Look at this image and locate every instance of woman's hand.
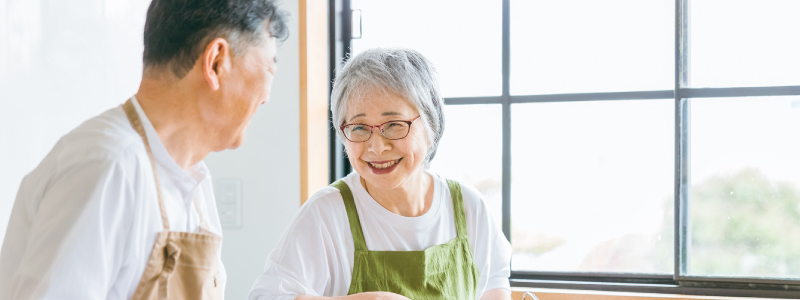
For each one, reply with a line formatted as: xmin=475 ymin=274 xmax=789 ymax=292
xmin=296 ymin=292 xmax=411 ymax=300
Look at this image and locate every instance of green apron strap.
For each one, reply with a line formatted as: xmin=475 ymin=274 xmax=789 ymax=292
xmin=331 ymin=180 xmax=368 ymax=251
xmin=446 ymin=179 xmax=468 ymax=238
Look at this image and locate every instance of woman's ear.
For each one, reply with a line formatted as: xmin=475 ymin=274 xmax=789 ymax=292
xmin=202 ymin=38 xmax=232 ymax=91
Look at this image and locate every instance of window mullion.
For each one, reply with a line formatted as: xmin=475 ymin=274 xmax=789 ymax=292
xmin=501 ymin=0 xmax=512 ymax=241
xmin=674 ymin=0 xmax=690 ymax=280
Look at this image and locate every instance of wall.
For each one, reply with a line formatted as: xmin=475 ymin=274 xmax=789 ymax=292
xmin=204 ymin=0 xmax=301 ymax=298
xmin=0 ymin=1 xmax=301 ymax=299
xmin=0 ymin=0 xmax=154 ymax=243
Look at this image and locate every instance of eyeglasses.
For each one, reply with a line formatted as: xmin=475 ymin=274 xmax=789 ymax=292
xmin=340 ymin=116 xmax=421 ymax=143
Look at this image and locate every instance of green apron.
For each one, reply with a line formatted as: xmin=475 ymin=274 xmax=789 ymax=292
xmin=331 ymin=179 xmax=479 ymax=300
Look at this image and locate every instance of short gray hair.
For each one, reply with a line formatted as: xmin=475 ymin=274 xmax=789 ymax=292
xmin=330 ymin=48 xmax=445 ymax=168
xmin=143 ymin=0 xmax=289 ymax=79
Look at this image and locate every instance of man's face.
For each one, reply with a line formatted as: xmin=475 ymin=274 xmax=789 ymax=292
xmin=212 ymin=35 xmax=278 ymax=150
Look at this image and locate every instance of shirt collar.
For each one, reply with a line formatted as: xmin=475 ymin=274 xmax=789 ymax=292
xmin=347 ymin=170 xmax=444 ymax=230
xmin=129 ymin=96 xmax=210 ymax=195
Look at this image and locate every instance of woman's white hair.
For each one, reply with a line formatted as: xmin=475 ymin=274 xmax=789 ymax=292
xmin=330 ymin=47 xmax=445 ymax=168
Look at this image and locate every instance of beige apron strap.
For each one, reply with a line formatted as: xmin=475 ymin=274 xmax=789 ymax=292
xmin=123 ymin=99 xmax=171 ymax=231
xmin=158 ymin=240 xmax=182 ymax=299
xmin=193 ymin=196 xmax=211 ymax=231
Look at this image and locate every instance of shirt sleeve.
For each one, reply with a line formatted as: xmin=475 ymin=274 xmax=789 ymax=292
xmin=461 ymin=183 xmax=513 ymax=299
xmin=6 ymin=158 xmax=136 ymax=300
xmin=248 ymin=189 xmax=351 ymax=300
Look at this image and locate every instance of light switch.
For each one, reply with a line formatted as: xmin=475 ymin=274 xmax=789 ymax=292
xmin=214 ymin=177 xmax=243 ymax=228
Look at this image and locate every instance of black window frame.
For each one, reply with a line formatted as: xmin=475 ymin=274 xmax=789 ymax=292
xmin=328 ymin=0 xmax=800 ymax=298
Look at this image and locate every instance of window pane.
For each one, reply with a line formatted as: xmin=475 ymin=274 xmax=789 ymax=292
xmin=689 ymin=96 xmax=800 ymax=278
xmin=351 ymin=0 xmax=502 ymax=98
xmin=510 ymin=0 xmax=674 ymax=95
xmin=429 ymin=104 xmax=503 ymax=228
xmin=511 ymin=100 xmax=674 ymax=273
xmin=690 ymin=0 xmax=800 ymax=88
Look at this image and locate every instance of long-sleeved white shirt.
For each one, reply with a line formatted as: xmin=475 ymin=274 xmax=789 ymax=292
xmin=247 ymin=171 xmax=511 ymax=300
xmin=0 ymin=96 xmax=226 ymax=300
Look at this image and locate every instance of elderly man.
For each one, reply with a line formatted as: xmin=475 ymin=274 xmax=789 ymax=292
xmin=0 ymin=0 xmax=287 ymax=299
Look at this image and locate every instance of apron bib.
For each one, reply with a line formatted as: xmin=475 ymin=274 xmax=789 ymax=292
xmin=122 ymin=99 xmax=224 ymax=300
xmin=332 ymin=179 xmax=479 ymax=300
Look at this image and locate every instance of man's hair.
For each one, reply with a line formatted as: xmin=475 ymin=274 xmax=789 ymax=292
xmin=143 ymin=0 xmax=289 ymax=78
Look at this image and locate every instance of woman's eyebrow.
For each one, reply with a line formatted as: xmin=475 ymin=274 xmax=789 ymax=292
xmin=349 ymin=111 xmax=402 ymax=122
xmin=349 ymin=113 xmax=366 ymax=122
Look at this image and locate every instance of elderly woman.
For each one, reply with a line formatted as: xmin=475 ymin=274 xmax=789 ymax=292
xmin=248 ymin=48 xmax=512 ymax=300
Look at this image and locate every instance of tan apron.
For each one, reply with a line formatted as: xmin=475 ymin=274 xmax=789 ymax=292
xmin=122 ymin=99 xmax=224 ymax=300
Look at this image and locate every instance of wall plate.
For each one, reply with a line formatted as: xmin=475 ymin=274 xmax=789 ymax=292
xmin=214 ymin=177 xmax=243 ymax=229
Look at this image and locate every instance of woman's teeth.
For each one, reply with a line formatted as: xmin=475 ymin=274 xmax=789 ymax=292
xmin=368 ymin=159 xmax=401 ymax=169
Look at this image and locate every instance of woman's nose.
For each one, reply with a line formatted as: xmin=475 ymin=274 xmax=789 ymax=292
xmin=366 ymin=131 xmax=391 ymax=154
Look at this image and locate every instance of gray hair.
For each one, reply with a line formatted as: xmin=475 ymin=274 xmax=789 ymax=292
xmin=143 ymin=0 xmax=289 ymax=79
xmin=330 ymin=48 xmax=445 ymax=168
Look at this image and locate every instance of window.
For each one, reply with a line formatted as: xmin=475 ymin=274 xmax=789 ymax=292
xmin=689 ymin=0 xmax=800 ymax=88
xmin=350 ymin=0 xmax=502 ymax=98
xmin=330 ymin=0 xmax=800 ymax=297
xmin=510 ymin=0 xmax=674 ymax=94
xmin=510 ymin=100 xmax=674 ymax=274
xmin=689 ymin=96 xmax=800 ymax=279
xmin=430 ymin=104 xmax=504 ymax=228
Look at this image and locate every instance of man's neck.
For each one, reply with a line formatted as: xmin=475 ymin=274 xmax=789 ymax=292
xmin=134 ymin=75 xmax=212 ymax=170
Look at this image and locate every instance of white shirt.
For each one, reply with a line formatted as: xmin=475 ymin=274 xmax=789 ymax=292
xmin=0 ymin=97 xmax=226 ymax=300
xmin=247 ymin=172 xmax=511 ymax=300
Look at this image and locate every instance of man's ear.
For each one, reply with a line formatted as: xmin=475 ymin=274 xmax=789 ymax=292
xmin=202 ymin=38 xmax=232 ymax=91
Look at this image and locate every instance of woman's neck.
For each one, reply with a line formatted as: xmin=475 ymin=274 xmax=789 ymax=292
xmin=361 ymin=171 xmax=434 ymax=217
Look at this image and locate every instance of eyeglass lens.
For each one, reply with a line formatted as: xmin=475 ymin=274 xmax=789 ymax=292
xmin=345 ymin=121 xmax=411 ymax=142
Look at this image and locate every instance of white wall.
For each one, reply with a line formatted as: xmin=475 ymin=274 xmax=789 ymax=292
xmin=0 ymin=0 xmax=154 ymax=242
xmin=0 ymin=0 xmax=301 ymax=299
xmin=205 ymin=0 xmax=301 ymax=298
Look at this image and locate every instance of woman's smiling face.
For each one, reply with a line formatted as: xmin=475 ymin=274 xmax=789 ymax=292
xmin=343 ymin=89 xmax=430 ymax=190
